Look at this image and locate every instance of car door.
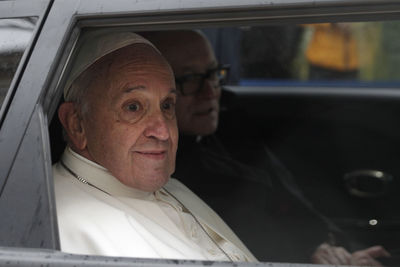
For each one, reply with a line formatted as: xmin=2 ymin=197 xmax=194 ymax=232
xmin=1 ymin=0 xmax=400 ymax=266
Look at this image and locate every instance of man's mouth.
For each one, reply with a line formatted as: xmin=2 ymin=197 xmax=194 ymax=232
xmin=194 ymin=107 xmax=216 ymax=116
xmin=135 ymin=150 xmax=167 ymax=160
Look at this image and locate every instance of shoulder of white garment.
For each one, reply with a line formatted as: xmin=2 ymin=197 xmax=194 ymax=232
xmin=52 ymin=148 xmax=256 ymax=261
xmin=52 ymin=151 xmax=213 ymax=259
xmin=52 ymin=162 xmax=130 ymax=256
xmin=165 ymin=178 xmax=257 ymax=262
xmin=53 ymin=163 xmax=201 ymax=259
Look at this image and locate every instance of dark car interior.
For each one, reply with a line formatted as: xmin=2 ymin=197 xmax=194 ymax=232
xmin=222 ymin=86 xmax=400 ymax=250
xmin=212 ymin=24 xmax=400 ymax=265
xmin=48 ymin=22 xmax=400 ymax=266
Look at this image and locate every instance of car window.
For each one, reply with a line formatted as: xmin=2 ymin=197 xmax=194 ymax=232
xmin=50 ymin=23 xmax=400 ymax=266
xmin=137 ymin=25 xmax=400 ymax=266
xmin=204 ymin=22 xmax=400 ymax=89
xmin=41 ymin=2 xmax=400 ymax=266
xmin=0 ymin=17 xmax=36 ymax=108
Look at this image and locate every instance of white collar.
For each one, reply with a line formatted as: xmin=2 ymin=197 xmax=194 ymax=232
xmin=61 ymin=147 xmax=153 ymax=199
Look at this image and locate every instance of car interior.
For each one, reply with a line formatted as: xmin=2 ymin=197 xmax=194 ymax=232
xmin=45 ymin=21 xmax=400 ymax=266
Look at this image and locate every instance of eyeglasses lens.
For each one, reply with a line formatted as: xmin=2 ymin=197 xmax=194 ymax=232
xmin=177 ymin=65 xmax=230 ymax=95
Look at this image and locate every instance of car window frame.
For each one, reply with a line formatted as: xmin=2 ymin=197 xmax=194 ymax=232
xmin=2 ymin=0 xmax=400 ymax=266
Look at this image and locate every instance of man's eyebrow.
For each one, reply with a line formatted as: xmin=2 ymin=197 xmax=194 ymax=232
xmin=123 ymin=85 xmax=146 ymax=93
xmin=181 ymin=61 xmax=218 ymax=74
xmin=180 ymin=66 xmax=196 ymax=74
xmin=123 ymin=86 xmax=177 ymax=95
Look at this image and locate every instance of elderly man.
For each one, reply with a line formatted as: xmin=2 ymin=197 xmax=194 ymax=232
xmin=52 ymin=30 xmax=256 ymax=262
xmin=144 ymin=30 xmax=390 ymax=266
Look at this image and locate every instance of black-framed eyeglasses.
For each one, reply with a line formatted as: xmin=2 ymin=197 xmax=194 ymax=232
xmin=175 ymin=64 xmax=230 ymax=96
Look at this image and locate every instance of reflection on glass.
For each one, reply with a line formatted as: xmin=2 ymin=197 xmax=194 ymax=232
xmin=305 ymin=23 xmax=359 ymax=80
xmin=191 ymin=24 xmax=400 ymax=266
xmin=205 ymin=22 xmax=400 ymax=87
xmin=0 ymin=17 xmax=36 ymax=108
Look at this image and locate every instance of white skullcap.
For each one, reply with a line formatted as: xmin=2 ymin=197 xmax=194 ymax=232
xmin=64 ymin=29 xmax=159 ymax=100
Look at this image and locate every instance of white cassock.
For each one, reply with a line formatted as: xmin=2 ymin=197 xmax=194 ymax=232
xmin=53 ymin=147 xmax=257 ymax=262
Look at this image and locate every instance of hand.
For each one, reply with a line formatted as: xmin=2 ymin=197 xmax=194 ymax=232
xmin=311 ymin=243 xmax=390 ymax=266
xmin=311 ymin=243 xmax=352 ymax=265
xmin=350 ymin=246 xmax=391 ymax=266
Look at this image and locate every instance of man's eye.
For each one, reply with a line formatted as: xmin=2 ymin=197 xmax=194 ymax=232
xmin=162 ymin=101 xmax=174 ymax=110
xmin=162 ymin=100 xmax=176 ymax=118
xmin=184 ymin=74 xmax=201 ymax=84
xmin=119 ymin=101 xmax=145 ymax=124
xmin=209 ymin=69 xmax=219 ymax=81
xmin=125 ymin=102 xmax=140 ymax=112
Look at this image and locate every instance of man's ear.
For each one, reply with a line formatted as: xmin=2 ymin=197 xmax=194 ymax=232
xmin=58 ymin=102 xmax=87 ymax=150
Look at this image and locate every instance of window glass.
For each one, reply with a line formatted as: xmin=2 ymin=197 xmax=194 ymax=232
xmin=144 ymin=25 xmax=400 ymax=266
xmin=203 ymin=22 xmax=400 ymax=88
xmin=0 ymin=17 xmax=36 ymax=107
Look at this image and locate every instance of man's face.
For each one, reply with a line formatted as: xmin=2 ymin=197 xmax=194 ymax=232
xmin=165 ymin=33 xmax=220 ymax=136
xmin=81 ymin=45 xmax=178 ymax=192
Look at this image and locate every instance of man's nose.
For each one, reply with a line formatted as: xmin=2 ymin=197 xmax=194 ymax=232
xmin=198 ymin=79 xmax=220 ymax=99
xmin=143 ymin=111 xmax=170 ymax=141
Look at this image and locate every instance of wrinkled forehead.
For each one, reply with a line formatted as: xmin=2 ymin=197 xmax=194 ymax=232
xmin=159 ymin=32 xmax=216 ymax=73
xmin=85 ymin=44 xmax=174 ymax=98
xmin=101 ymin=44 xmax=174 ymax=85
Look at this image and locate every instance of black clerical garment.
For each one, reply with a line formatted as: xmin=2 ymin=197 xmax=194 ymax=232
xmin=174 ymin=133 xmax=347 ymax=263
